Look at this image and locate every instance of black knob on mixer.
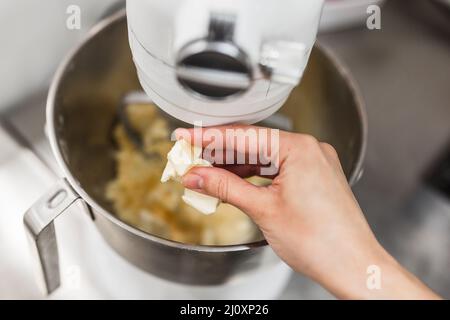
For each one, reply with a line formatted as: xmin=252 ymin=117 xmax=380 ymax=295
xmin=175 ymin=13 xmax=253 ymax=100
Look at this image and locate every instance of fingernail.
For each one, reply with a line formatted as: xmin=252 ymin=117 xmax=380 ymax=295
xmin=174 ymin=128 xmax=189 ymax=141
xmin=182 ymin=173 xmax=204 ymax=189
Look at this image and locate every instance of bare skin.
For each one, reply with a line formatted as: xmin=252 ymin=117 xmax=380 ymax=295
xmin=176 ymin=125 xmax=440 ymax=300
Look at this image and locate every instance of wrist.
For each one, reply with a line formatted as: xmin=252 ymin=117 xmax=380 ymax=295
xmin=317 ymin=240 xmax=389 ymax=299
xmin=315 ymin=242 xmax=440 ymax=300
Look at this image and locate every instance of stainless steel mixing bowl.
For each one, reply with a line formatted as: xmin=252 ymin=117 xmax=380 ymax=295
xmin=24 ymin=10 xmax=367 ymax=294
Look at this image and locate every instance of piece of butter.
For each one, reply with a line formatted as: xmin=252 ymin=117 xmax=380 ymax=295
xmin=182 ymin=189 xmax=219 ymax=215
xmin=161 ymin=139 xmax=220 ymax=215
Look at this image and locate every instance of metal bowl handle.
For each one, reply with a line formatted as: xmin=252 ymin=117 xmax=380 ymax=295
xmin=23 ymin=179 xmax=81 ymax=294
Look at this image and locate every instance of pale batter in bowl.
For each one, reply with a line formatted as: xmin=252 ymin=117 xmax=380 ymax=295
xmin=106 ymin=103 xmax=264 ymax=245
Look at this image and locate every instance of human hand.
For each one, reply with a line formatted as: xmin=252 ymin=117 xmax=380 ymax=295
xmin=176 ymin=125 xmax=439 ymax=300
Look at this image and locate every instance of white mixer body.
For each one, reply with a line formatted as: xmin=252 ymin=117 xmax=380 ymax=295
xmin=127 ymin=0 xmax=324 ymax=125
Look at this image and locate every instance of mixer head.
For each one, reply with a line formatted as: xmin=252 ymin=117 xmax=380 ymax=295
xmin=126 ymin=0 xmax=324 ymax=126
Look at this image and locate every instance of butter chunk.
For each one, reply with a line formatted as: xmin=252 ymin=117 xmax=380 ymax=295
xmin=182 ymin=189 xmax=220 ymax=215
xmin=161 ymin=139 xmax=220 ymax=214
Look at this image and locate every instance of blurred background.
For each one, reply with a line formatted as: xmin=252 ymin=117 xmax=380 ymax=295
xmin=0 ymin=0 xmax=449 ymax=299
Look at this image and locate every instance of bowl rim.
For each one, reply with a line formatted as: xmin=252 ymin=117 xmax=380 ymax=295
xmin=46 ymin=9 xmax=367 ymax=253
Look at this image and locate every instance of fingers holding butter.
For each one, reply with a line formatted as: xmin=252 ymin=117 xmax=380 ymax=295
xmin=182 ymin=166 xmax=272 ymax=219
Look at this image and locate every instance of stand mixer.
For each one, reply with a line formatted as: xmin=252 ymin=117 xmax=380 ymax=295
xmin=22 ymin=1 xmax=366 ymax=299
xmin=126 ymin=0 xmax=324 ymax=126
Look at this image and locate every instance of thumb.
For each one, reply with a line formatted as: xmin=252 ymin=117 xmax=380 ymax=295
xmin=182 ymin=167 xmax=272 ymax=219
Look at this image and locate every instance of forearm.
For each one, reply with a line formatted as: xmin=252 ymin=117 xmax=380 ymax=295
xmin=314 ymin=244 xmax=441 ymax=300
